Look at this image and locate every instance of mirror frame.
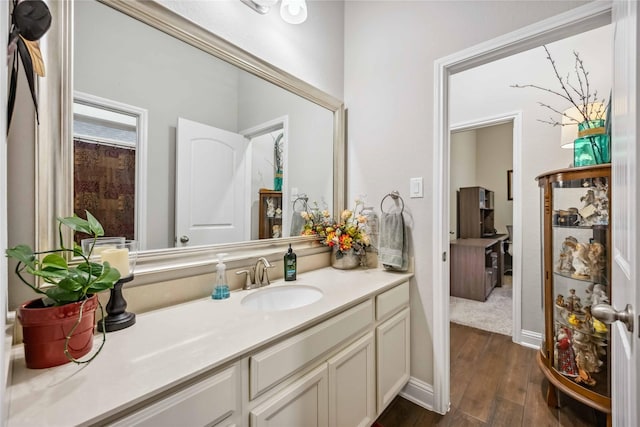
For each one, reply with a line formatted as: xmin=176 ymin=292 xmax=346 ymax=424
xmin=37 ymin=0 xmax=345 ymax=282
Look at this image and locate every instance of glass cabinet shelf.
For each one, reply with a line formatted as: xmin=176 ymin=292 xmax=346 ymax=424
xmin=536 ymin=164 xmax=611 ymax=422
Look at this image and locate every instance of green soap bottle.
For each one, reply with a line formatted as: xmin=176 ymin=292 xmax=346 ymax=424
xmin=284 ymin=244 xmax=297 ymax=281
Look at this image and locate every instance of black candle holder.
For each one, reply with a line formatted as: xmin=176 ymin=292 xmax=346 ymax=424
xmin=98 ymin=275 xmax=136 ymax=333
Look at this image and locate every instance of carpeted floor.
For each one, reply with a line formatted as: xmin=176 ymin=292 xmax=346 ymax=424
xmin=449 ymin=275 xmax=512 ymax=336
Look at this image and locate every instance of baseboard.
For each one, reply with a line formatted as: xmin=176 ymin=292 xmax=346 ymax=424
xmin=399 ymin=377 xmax=435 ymax=411
xmin=517 ymin=328 xmax=542 ymax=349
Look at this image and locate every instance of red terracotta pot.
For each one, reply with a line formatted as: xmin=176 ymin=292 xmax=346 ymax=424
xmin=18 ymin=295 xmax=98 ymax=369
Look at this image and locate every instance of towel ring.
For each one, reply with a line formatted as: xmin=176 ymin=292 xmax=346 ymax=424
xmin=293 ymin=195 xmax=309 ymax=212
xmin=380 ymin=191 xmax=405 ymax=214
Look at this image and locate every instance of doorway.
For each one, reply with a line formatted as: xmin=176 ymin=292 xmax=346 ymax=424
xmin=431 ymin=2 xmax=612 ymax=415
xmin=449 ymin=119 xmax=517 ymax=337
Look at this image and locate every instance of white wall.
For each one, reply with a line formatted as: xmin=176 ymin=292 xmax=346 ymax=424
xmin=450 ymin=24 xmax=612 ymax=334
xmin=344 ymin=0 xmax=592 ymax=389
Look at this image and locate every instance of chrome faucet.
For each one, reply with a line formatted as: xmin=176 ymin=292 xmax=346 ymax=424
xmin=236 ymin=257 xmax=275 ymax=290
xmin=255 ymin=257 xmax=275 ymax=287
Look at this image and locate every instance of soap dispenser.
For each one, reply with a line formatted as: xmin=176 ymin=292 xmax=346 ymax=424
xmin=284 ymin=244 xmax=297 ymax=281
xmin=212 ymin=253 xmax=230 ymax=299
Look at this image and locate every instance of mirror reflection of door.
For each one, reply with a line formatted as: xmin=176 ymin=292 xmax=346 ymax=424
xmin=175 ymin=117 xmax=250 ymax=247
xmin=72 ymin=92 xmax=148 ymax=248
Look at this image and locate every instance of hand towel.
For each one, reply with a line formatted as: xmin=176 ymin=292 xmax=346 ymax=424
xmin=379 ymin=211 xmax=408 ymax=271
xmin=290 ymin=210 xmax=306 ymax=236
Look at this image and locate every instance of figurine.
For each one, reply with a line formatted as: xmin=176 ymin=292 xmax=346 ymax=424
xmin=266 ymin=197 xmax=275 ymax=218
xmin=272 ymin=224 xmax=281 ymax=238
xmin=567 ymin=313 xmax=583 ymax=328
xmin=556 ymin=236 xmax=577 ymax=274
xmin=555 ymin=327 xmax=578 ymax=377
xmin=579 ymin=178 xmax=609 ymax=226
xmin=572 ymin=331 xmax=603 ymax=386
xmin=566 ymin=289 xmax=582 ymax=313
xmin=586 ymin=283 xmax=609 ymax=305
xmin=569 ymin=242 xmax=591 ymax=279
xmin=592 ymin=317 xmax=608 ymax=334
xmin=588 ymin=242 xmax=606 ymax=283
xmin=555 ymin=294 xmax=565 ymax=308
xmin=275 ymin=207 xmax=282 ymax=218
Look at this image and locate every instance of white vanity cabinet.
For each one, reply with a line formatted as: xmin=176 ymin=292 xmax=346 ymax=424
xmin=7 ymin=271 xmax=413 ymax=427
xmin=108 ymin=362 xmax=242 ymax=427
xmin=249 ymin=364 xmax=329 ymax=427
xmin=375 ymin=281 xmax=411 ymax=413
xmin=246 ymin=281 xmax=410 ymax=427
xmin=328 ymin=332 xmax=376 ymax=427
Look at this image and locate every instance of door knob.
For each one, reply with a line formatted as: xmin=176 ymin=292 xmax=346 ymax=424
xmin=591 ymin=303 xmax=634 ymax=333
xmin=180 ymin=235 xmax=189 ymax=243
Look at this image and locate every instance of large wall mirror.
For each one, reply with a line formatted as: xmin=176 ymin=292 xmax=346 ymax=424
xmin=37 ymin=0 xmax=344 ymax=276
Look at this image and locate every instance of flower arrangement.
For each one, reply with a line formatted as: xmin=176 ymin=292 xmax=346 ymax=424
xmin=301 ymin=199 xmax=370 ymax=258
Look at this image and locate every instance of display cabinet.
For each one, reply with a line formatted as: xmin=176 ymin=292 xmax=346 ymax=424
xmin=536 ymin=165 xmax=611 ymax=424
xmin=258 ymin=189 xmax=282 ymax=239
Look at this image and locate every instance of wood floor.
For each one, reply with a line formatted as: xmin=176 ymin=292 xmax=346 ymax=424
xmin=375 ymin=323 xmax=606 ymax=427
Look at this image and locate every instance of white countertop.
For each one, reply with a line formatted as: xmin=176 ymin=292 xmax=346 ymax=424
xmin=7 ymin=267 xmax=412 ymax=427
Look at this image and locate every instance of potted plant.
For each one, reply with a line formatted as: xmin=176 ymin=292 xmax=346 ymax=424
xmin=6 ymin=211 xmax=121 ymax=368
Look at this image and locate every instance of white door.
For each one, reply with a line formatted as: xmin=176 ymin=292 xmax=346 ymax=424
xmin=609 ymin=1 xmax=639 ymax=425
xmin=176 ymin=117 xmax=249 ymax=246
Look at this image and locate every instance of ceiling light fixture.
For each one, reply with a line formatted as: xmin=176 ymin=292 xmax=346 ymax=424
xmin=240 ymin=0 xmax=308 ymax=24
xmin=280 ymin=0 xmax=307 ymax=24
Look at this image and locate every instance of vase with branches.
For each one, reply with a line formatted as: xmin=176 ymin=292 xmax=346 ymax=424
xmin=273 ymin=133 xmax=283 ymax=191
xmin=512 ymin=46 xmax=610 ymax=165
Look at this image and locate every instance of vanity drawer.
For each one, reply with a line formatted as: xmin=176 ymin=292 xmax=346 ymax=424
xmin=376 ymin=281 xmax=409 ymax=321
xmin=250 ymin=299 xmax=373 ymax=399
xmin=109 ymin=363 xmax=240 ymax=427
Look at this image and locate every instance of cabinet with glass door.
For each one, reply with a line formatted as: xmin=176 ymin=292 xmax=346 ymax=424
xmin=536 ymin=164 xmax=611 ymax=425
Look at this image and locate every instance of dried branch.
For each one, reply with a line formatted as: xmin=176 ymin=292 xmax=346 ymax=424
xmin=511 ymin=45 xmax=606 ymax=127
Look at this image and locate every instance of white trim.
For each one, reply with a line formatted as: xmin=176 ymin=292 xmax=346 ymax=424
xmin=432 ymin=1 xmax=612 ymax=415
xmin=73 ymin=91 xmax=149 ymax=250
xmin=399 ymin=377 xmax=435 ymax=412
xmin=450 ymin=111 xmax=523 ymax=346
xmin=1 ymin=1 xmax=10 ymax=423
xmin=518 ymin=329 xmax=543 ymax=350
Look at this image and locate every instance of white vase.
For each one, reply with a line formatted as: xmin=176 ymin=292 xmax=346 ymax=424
xmin=330 ymin=247 xmax=361 ymax=270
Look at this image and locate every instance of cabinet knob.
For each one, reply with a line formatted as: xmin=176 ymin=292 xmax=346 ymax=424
xmin=591 ymin=303 xmax=634 ymax=333
xmin=179 ymin=235 xmax=190 ymax=243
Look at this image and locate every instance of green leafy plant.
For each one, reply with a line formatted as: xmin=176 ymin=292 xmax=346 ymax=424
xmin=6 ymin=211 xmax=121 ymax=365
xmin=6 ymin=211 xmax=121 ymax=306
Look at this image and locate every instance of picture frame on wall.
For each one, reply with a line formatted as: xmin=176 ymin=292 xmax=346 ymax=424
xmin=507 ymin=169 xmax=513 ymax=201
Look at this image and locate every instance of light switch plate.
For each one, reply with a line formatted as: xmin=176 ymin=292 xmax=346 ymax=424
xmin=410 ymin=177 xmax=423 ymax=198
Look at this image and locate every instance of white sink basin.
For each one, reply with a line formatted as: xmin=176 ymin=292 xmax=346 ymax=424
xmin=241 ymin=285 xmax=323 ymax=311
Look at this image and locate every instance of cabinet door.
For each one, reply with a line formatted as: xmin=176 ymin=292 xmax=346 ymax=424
xmin=376 ymin=307 xmax=410 ymax=413
xmin=328 ymin=332 xmax=375 ymax=427
xmin=250 ymin=364 xmax=328 ymax=427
